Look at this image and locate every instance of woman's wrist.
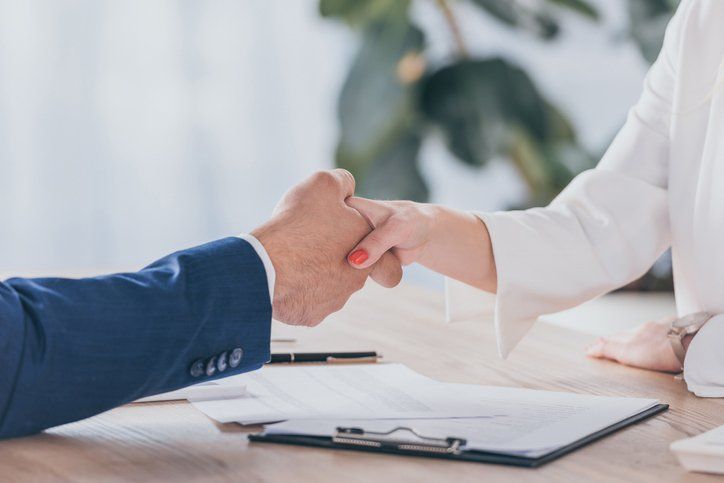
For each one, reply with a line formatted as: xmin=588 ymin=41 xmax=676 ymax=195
xmin=417 ymin=204 xmax=461 ymax=267
xmin=419 ymin=205 xmax=497 ymax=293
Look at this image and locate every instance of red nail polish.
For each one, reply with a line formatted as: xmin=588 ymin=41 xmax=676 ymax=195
xmin=349 ymin=249 xmax=368 ymax=265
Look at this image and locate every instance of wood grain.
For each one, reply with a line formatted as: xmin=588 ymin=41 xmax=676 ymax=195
xmin=0 ymin=282 xmax=722 ymax=482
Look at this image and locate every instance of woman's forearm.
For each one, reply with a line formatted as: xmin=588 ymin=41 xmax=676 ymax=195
xmin=344 ymin=198 xmax=497 ymax=292
xmin=418 ymin=206 xmax=497 ymax=293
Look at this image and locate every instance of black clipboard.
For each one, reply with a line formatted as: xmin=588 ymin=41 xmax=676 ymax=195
xmin=248 ymin=403 xmax=668 ymax=468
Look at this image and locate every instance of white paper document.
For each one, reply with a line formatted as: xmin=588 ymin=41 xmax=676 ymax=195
xmin=263 ymin=395 xmax=658 ymax=457
xmin=671 ymin=424 xmax=724 ymax=474
xmin=191 ymin=363 xmax=499 ymax=424
xmin=136 ymin=377 xmax=248 ymax=403
xmin=191 ymin=363 xmax=659 ymax=454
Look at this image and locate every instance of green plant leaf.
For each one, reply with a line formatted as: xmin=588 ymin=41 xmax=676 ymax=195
xmin=470 ymin=0 xmax=518 ymax=27
xmin=471 ymin=0 xmax=601 ymax=39
xmin=319 ymin=0 xmax=410 ymax=28
xmin=627 ymin=0 xmax=679 ymax=63
xmin=335 ymin=17 xmax=425 ymax=184
xmin=471 ymin=0 xmax=561 ymax=39
xmin=420 ymin=58 xmax=592 ymax=202
xmin=419 ymin=58 xmax=550 ymax=167
xmin=545 ymin=0 xmax=600 ymax=20
xmin=325 ymin=0 xmax=595 ymax=205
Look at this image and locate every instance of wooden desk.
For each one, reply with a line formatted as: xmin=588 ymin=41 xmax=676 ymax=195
xmin=1 ymin=283 xmax=722 ymax=482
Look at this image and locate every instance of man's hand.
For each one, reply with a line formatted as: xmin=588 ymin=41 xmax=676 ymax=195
xmin=586 ymin=318 xmax=682 ymax=373
xmin=252 ymin=170 xmax=402 ymax=327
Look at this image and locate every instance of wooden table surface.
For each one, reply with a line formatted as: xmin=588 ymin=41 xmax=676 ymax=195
xmin=1 ymin=282 xmax=722 ymax=483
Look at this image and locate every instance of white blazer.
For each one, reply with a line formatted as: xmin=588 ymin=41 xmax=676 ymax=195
xmin=447 ymin=0 xmax=724 ymax=397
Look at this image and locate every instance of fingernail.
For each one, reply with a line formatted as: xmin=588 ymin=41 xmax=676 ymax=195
xmin=349 ymin=249 xmax=368 ymax=265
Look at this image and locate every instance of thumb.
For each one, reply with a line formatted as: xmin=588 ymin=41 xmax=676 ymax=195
xmin=586 ymin=338 xmax=608 ymax=358
xmin=586 ymin=337 xmax=621 ymax=362
xmin=347 ymin=217 xmax=405 ymax=270
xmin=346 ymin=197 xmax=392 ymax=227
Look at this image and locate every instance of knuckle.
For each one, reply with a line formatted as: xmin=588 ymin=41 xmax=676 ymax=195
xmin=385 ymin=215 xmax=403 ymax=231
xmin=326 ymin=292 xmax=350 ymax=314
xmin=303 ymin=315 xmax=323 ymax=327
xmin=367 ymin=232 xmax=387 ymax=249
xmin=397 ymin=200 xmax=415 ymax=213
xmin=353 ymin=276 xmax=367 ymax=291
xmin=310 ymin=171 xmax=336 ymax=189
xmin=334 ymin=298 xmax=348 ymax=312
xmin=642 ymin=320 xmax=658 ymax=330
xmin=334 ymin=168 xmax=354 ymax=185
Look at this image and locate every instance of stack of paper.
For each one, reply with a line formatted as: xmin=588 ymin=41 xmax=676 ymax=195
xmin=136 ymin=378 xmax=247 ymax=403
xmin=671 ymin=425 xmax=724 ymax=474
xmin=189 ymin=363 xmax=661 ymax=457
xmin=190 ymin=364 xmax=487 ymax=424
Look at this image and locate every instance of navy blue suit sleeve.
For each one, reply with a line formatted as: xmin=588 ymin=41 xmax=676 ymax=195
xmin=0 ymin=237 xmax=272 ymax=438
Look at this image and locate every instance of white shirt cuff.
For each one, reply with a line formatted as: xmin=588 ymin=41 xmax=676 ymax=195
xmin=237 ymin=234 xmax=275 ymax=305
xmin=683 ymin=314 xmax=724 ymax=397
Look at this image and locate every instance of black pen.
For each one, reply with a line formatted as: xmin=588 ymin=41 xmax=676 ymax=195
xmin=267 ymin=351 xmax=381 ymax=364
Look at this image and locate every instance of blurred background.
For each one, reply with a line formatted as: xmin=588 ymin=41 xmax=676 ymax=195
xmin=0 ymin=0 xmax=676 ymax=289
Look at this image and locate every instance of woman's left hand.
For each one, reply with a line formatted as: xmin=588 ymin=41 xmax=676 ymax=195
xmin=586 ymin=318 xmax=682 ymax=373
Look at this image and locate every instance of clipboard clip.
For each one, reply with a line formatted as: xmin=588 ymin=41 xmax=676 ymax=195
xmin=333 ymin=426 xmax=467 ymax=455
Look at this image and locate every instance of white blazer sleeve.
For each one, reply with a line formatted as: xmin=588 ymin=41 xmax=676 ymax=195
xmin=446 ymin=0 xmax=692 ymax=358
xmin=684 ymin=315 xmax=724 ymax=397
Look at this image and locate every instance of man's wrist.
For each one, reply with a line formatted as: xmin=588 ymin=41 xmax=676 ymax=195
xmin=250 ymin=220 xmax=294 ymax=317
xmin=428 ymin=207 xmax=497 ymax=293
xmin=250 ymin=225 xmax=279 ymax=295
xmin=237 ymin=233 xmax=277 ymax=305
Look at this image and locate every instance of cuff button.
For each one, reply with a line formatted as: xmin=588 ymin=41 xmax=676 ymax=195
xmin=217 ymin=351 xmax=229 ymax=372
xmin=229 ymin=348 xmax=244 ymax=368
xmin=190 ymin=359 xmax=205 ymax=378
xmin=205 ymin=356 xmax=218 ymax=377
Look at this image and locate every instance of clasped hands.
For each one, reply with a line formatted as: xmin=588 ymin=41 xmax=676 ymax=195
xmin=252 ymin=170 xmax=402 ymax=327
xmin=254 ymin=168 xmax=492 ymax=328
xmin=256 ymin=169 xmax=681 ymax=375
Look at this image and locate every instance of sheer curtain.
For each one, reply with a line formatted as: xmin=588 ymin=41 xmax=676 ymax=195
xmin=0 ymin=0 xmax=349 ymax=274
xmin=0 ymin=0 xmax=648 ymax=285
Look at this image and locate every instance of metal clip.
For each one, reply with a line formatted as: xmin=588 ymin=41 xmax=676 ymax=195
xmin=333 ymin=426 xmax=467 ymax=455
xmin=326 ymin=356 xmax=380 ymax=364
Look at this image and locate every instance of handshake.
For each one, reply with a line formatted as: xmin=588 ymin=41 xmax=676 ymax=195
xmin=252 ymin=169 xmax=403 ymax=327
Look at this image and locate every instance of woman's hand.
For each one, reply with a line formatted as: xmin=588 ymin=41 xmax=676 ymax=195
xmin=345 ymin=198 xmax=436 ymax=267
xmin=345 ymin=197 xmax=498 ymax=293
xmin=586 ymin=318 xmax=682 ymax=373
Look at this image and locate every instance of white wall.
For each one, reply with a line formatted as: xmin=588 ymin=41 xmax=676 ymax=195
xmin=0 ymin=0 xmax=651 ymax=285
